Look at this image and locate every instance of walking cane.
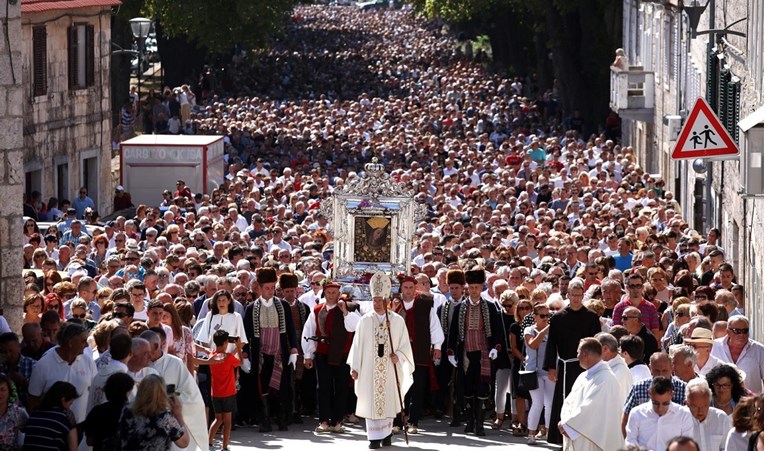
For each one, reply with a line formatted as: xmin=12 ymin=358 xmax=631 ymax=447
xmin=384 ymin=303 xmax=409 ymax=445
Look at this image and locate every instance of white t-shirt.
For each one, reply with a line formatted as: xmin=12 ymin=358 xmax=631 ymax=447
xmin=29 ymin=347 xmax=97 ymax=423
xmin=195 ymin=312 xmax=248 ymax=353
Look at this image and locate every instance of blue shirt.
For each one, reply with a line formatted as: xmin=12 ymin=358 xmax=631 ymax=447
xmin=72 ymin=196 xmax=95 ymax=219
xmin=614 ymin=253 xmax=633 ymax=272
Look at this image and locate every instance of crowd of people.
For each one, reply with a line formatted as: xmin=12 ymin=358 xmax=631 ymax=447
xmin=5 ymin=3 xmax=764 ymax=451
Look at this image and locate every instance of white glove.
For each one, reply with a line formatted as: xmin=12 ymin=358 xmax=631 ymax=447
xmin=489 ymin=349 xmax=498 ymax=360
xmin=288 ymin=353 xmax=298 ymax=368
xmin=241 ymin=358 xmax=251 ymax=373
xmin=448 ymin=355 xmax=458 ymax=367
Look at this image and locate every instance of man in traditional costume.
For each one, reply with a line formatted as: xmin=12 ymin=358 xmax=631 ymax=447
xmin=446 ymin=268 xmax=502 ymax=436
xmin=392 ymin=276 xmax=444 ymax=434
xmin=348 ymin=272 xmax=414 ymax=449
xmin=143 ymin=329 xmax=208 ymax=451
xmin=279 ymin=271 xmax=313 ymax=423
xmin=558 ymin=337 xmax=624 ymax=451
xmin=436 ymin=269 xmax=465 ymax=424
xmin=243 ymin=267 xmax=299 ymax=432
xmin=543 ymin=278 xmax=602 ymax=445
xmin=302 ymin=280 xmax=361 ymax=433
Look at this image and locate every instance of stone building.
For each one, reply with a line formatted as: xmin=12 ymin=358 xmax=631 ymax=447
xmin=0 ymin=0 xmax=24 ymax=333
xmin=21 ymin=0 xmax=120 ymax=218
xmin=613 ymin=0 xmax=764 ymax=340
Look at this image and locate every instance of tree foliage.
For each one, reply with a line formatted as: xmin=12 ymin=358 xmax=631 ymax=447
xmin=407 ymin=0 xmax=622 ymax=134
xmin=141 ymin=0 xmax=296 ymax=54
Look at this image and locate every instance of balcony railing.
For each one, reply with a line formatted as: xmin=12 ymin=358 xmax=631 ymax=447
xmin=610 ymin=66 xmax=655 ymax=122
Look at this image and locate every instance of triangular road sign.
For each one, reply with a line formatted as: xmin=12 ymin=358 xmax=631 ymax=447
xmin=672 ymin=97 xmax=739 ymax=160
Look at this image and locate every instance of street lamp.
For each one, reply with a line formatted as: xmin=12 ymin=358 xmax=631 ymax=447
xmin=682 ymin=0 xmax=746 ymax=39
xmin=129 ymin=17 xmax=152 ymax=99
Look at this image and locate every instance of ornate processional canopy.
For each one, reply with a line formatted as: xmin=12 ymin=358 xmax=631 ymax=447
xmin=320 ymin=158 xmax=427 ymax=286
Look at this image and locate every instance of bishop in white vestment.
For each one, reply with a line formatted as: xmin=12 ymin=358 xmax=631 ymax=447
xmin=348 ymin=278 xmax=414 ymax=449
xmin=559 ymin=338 xmax=624 ymax=451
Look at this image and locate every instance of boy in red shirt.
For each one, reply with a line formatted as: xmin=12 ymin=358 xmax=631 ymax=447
xmin=207 ymin=330 xmax=240 ymax=451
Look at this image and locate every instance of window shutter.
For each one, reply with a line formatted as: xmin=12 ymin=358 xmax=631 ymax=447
xmin=717 ymin=68 xmax=731 ymax=127
xmin=705 ymin=50 xmax=718 ymax=109
xmin=85 ymin=25 xmax=95 ymax=87
xmin=725 ymin=79 xmax=740 ymax=145
xmin=33 ymin=26 xmax=47 ymax=96
xmin=68 ymin=25 xmax=78 ymax=89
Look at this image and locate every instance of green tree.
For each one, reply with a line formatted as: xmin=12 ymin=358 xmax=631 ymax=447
xmin=142 ymin=0 xmax=296 ymax=54
xmin=408 ymin=0 xmax=622 ymax=134
xmin=111 ymin=0 xmax=296 ymax=105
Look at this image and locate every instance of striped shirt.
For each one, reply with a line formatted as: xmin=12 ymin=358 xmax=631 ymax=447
xmin=23 ymin=407 xmax=75 ymax=450
xmin=612 ymin=298 xmax=660 ymax=331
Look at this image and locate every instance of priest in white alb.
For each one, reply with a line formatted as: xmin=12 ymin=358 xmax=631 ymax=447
xmin=558 ymin=337 xmax=624 ymax=451
xmin=348 ymin=272 xmax=414 ymax=449
xmin=142 ymin=329 xmax=208 ymax=451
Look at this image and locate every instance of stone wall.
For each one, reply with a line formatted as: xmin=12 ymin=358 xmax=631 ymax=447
xmin=0 ymin=0 xmax=25 ymax=333
xmin=21 ymin=8 xmax=114 ymax=217
xmin=706 ymin=0 xmax=764 ymax=341
xmin=620 ymin=0 xmax=764 ymax=340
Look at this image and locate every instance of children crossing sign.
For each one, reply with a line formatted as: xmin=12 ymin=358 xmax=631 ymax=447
xmin=671 ymin=97 xmax=739 ymax=160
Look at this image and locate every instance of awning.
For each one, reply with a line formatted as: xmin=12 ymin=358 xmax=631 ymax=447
xmin=739 ymin=106 xmax=765 ymax=132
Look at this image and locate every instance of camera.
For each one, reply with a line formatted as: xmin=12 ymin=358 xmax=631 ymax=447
xmin=227 ymin=336 xmax=238 ymax=343
xmin=166 ymin=384 xmax=176 ymax=396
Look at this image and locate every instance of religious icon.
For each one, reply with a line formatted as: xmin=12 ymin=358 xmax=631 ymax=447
xmin=354 ymin=216 xmax=391 ymax=263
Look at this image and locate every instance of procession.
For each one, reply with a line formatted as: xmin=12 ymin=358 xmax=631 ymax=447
xmin=4 ymin=2 xmax=764 ymax=451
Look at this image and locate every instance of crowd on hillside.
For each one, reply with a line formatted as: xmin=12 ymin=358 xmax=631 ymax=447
xmin=8 ymin=4 xmax=763 ymax=451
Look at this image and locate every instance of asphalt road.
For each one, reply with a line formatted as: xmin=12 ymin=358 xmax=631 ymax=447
xmin=222 ymin=416 xmax=560 ymax=450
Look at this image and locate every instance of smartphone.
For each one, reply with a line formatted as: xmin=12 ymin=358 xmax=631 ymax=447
xmin=227 ymin=336 xmax=238 ymax=343
xmin=166 ymin=384 xmax=176 ymax=396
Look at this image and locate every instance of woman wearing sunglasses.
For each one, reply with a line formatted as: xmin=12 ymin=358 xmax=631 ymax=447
xmin=68 ymin=299 xmax=96 ymax=332
xmin=23 ymin=293 xmax=44 ymax=324
xmin=524 ymin=302 xmax=554 ymax=444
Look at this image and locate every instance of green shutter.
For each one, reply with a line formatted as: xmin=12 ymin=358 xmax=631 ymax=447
xmin=706 ymin=50 xmax=718 ymax=109
xmin=725 ymin=79 xmax=740 ymax=145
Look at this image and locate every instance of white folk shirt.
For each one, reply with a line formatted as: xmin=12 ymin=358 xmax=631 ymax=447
xmin=28 ymin=347 xmax=97 ymax=423
xmin=685 ymin=406 xmax=732 ymax=451
xmin=626 ymin=401 xmax=694 ymax=451
xmin=298 ymin=290 xmax=321 ymax=309
xmin=301 ymin=304 xmax=360 ymax=359
xmin=711 ymin=336 xmax=764 ymax=394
